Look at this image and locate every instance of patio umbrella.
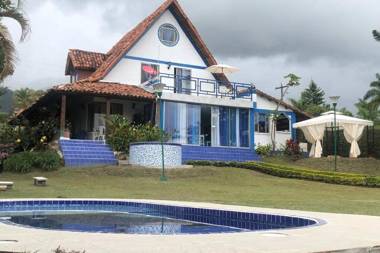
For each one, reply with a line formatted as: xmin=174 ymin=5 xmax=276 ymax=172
xmin=206 ymin=64 xmax=239 ymax=74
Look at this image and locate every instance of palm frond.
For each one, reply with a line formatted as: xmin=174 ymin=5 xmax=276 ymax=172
xmin=364 ymin=89 xmax=380 ymax=100
xmin=373 ymin=30 xmax=380 ymax=42
xmin=0 ymin=7 xmax=30 ymax=41
xmin=0 ymin=23 xmax=15 ymax=81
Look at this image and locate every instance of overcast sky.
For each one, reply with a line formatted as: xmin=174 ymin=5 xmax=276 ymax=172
xmin=3 ymin=0 xmax=380 ymax=113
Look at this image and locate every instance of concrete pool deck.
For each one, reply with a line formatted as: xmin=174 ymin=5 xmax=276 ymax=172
xmin=0 ymin=199 xmax=380 ymax=253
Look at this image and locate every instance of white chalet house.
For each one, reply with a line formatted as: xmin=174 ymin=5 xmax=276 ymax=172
xmin=18 ymin=0 xmax=309 ymax=166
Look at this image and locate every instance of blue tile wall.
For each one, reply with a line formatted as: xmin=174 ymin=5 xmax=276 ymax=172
xmin=182 ymin=145 xmax=261 ymax=163
xmin=59 ymin=139 xmax=118 ymax=167
xmin=0 ymin=200 xmax=317 ymax=233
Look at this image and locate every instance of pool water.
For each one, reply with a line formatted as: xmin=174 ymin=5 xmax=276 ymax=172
xmin=1 ymin=211 xmax=243 ymax=234
xmin=0 ymin=200 xmax=319 ymax=235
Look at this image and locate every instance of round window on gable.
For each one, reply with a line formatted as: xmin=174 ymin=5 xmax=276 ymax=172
xmin=158 ymin=23 xmax=179 ymax=47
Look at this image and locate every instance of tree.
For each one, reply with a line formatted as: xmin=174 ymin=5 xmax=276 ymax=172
xmin=372 ymin=30 xmax=380 ymax=42
xmin=355 ymin=98 xmax=379 ymax=122
xmin=0 ymin=0 xmax=30 ymax=81
xmin=364 ymin=73 xmax=380 ymax=109
xmin=271 ymin=73 xmax=301 ymax=151
xmin=339 ymin=107 xmax=353 ymax=117
xmin=364 ymin=73 xmax=380 ymax=110
xmin=13 ymin=88 xmax=44 ymax=111
xmin=290 ymin=80 xmax=328 ymax=116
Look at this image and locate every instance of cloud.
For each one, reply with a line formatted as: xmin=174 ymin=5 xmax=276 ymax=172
xmin=3 ymin=0 xmax=380 ymax=113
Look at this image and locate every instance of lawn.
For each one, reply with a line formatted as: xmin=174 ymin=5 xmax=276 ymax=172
xmin=263 ymin=156 xmax=380 ymax=175
xmin=1 ymin=165 xmax=380 ymax=216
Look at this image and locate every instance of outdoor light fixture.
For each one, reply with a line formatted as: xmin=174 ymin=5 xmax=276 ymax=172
xmin=329 ymin=96 xmax=340 ymax=171
xmin=153 ymin=83 xmax=167 ymax=181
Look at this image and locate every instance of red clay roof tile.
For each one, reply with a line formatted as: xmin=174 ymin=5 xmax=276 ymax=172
xmin=53 ymin=81 xmax=155 ymax=100
xmin=65 ymin=49 xmax=107 ymax=74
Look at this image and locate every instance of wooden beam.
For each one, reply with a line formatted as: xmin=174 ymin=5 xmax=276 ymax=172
xmin=60 ymin=94 xmax=66 ymax=136
xmin=106 ymin=99 xmax=111 ymax=118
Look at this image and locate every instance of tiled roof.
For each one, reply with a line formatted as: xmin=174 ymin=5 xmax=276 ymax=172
xmin=88 ymin=0 xmax=226 ymax=82
xmin=65 ymin=49 xmax=107 ymax=74
xmin=53 ymin=81 xmax=155 ymax=100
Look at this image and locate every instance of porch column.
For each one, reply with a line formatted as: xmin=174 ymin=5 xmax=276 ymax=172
xmin=60 ymin=94 xmax=67 ymax=137
xmin=106 ymin=99 xmax=111 ymax=135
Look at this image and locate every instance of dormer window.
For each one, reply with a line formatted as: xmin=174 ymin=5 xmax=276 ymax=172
xmin=158 ymin=23 xmax=179 ymax=47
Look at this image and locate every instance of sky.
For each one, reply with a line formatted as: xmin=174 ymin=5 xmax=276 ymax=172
xmin=2 ymin=0 xmax=380 ymax=113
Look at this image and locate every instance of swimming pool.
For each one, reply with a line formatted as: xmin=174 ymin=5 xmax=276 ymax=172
xmin=0 ymin=199 xmax=320 ymax=235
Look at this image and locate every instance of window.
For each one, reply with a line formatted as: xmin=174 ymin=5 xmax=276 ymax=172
xmin=276 ymin=113 xmax=290 ymax=132
xmin=239 ymin=109 xmax=250 ymax=147
xmin=255 ymin=112 xmax=269 ymax=133
xmin=141 ymin=64 xmax=159 ymax=85
xmin=158 ymin=23 xmax=179 ymax=47
xmin=219 ymin=107 xmax=236 ymax=146
xmin=110 ymin=103 xmax=123 ymax=115
xmin=164 ymin=101 xmax=200 ymax=145
xmin=174 ymin=68 xmax=192 ymax=94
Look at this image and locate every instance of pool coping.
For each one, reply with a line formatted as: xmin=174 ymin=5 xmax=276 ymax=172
xmin=0 ymin=199 xmax=379 ymax=253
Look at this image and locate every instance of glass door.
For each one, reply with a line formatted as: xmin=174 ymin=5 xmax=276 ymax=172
xmin=174 ymin=68 xmax=191 ymax=94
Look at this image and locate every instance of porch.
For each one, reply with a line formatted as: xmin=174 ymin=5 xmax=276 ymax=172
xmin=61 ymin=94 xmax=155 ymax=140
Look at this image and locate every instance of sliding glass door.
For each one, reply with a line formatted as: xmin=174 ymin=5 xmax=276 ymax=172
xmin=164 ymin=101 xmax=249 ymax=147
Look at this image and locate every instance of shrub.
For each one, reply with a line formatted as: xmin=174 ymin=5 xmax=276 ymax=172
xmin=106 ymin=115 xmax=166 ymax=152
xmin=284 ymin=139 xmax=302 ymax=161
xmin=4 ymin=150 xmax=61 ymax=173
xmin=3 ymin=152 xmax=34 ymax=173
xmin=1 ymin=117 xmax=58 ymax=152
xmin=32 ymin=150 xmax=61 ymax=171
xmin=255 ymin=143 xmax=272 ymax=157
xmin=186 ymin=160 xmax=380 ymax=188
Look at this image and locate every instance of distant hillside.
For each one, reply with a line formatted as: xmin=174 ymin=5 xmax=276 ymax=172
xmin=0 ymin=88 xmax=13 ymax=113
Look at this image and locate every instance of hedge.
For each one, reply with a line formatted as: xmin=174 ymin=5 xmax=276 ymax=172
xmin=187 ymin=161 xmax=380 ymax=188
xmin=4 ymin=150 xmax=62 ymax=173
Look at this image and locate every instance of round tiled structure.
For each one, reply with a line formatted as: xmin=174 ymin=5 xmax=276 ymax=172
xmin=129 ymin=142 xmax=182 ymax=168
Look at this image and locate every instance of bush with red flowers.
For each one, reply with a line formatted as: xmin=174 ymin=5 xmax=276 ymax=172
xmin=284 ymin=139 xmax=302 ymax=161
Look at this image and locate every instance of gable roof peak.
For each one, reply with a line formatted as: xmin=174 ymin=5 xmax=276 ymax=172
xmin=88 ymin=0 xmax=223 ymax=82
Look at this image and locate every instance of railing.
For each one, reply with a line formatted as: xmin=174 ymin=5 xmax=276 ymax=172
xmin=159 ymin=73 xmax=255 ymax=100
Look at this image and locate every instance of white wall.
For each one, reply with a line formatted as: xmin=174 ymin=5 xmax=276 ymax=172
xmin=256 ymin=94 xmax=291 ymax=112
xmin=103 ymin=10 xmax=216 ymax=85
xmin=255 ymin=132 xmax=291 ymax=149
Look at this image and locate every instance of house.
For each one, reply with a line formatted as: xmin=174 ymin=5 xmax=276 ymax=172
xmin=17 ymin=0 xmax=309 ymax=166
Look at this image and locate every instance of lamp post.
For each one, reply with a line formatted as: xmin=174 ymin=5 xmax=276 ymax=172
xmin=153 ymin=83 xmax=167 ymax=181
xmin=329 ymin=96 xmax=340 ymax=171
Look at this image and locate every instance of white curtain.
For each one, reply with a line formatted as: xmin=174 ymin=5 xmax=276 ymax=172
xmin=300 ymin=124 xmax=325 ymax=158
xmin=343 ymin=124 xmax=365 ymax=158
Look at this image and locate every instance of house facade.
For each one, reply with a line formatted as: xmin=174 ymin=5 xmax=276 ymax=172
xmin=18 ymin=0 xmax=308 ymax=165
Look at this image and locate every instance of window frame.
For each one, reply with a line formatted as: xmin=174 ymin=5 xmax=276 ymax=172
xmin=158 ymin=23 xmax=179 ymax=47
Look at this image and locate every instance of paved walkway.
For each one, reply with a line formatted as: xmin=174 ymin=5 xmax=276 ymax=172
xmin=0 ymin=199 xmax=380 ymax=253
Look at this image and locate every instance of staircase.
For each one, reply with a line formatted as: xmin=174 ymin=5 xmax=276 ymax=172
xmin=59 ymin=139 xmax=118 ymax=167
xmin=182 ymin=146 xmax=261 ymax=163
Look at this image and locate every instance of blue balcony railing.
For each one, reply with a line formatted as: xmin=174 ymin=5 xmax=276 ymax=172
xmin=158 ymin=73 xmax=255 ymax=100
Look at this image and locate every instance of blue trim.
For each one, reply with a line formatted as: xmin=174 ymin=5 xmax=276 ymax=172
xmin=249 ymin=108 xmax=255 ymax=149
xmin=290 ymin=112 xmax=297 ymax=140
xmin=124 ymin=55 xmax=206 ymax=70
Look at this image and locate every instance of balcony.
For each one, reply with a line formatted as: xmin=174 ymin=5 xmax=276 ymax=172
xmin=158 ymin=73 xmax=255 ymax=100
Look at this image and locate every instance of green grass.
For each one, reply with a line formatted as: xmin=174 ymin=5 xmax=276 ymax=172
xmin=1 ymin=165 xmax=380 ymax=216
xmin=263 ymin=156 xmax=380 ymax=176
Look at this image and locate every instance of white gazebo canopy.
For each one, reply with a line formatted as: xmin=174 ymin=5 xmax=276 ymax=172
xmin=293 ymin=111 xmax=373 ymax=158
